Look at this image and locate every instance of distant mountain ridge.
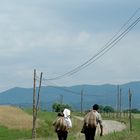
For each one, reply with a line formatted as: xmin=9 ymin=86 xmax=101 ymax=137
xmin=0 ymin=81 xmax=140 ymax=111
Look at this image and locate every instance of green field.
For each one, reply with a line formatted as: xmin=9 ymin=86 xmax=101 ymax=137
xmin=0 ymin=107 xmax=140 ymax=140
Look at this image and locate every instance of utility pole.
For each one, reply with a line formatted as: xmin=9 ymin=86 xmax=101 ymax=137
xmin=129 ymin=88 xmax=132 ymax=131
xmin=32 ymin=69 xmax=36 ymax=139
xmin=119 ymin=88 xmax=122 ymax=119
xmin=116 ymin=85 xmax=119 ymax=118
xmin=81 ymin=89 xmax=84 ymax=114
xmin=36 ymin=72 xmax=43 ymax=115
xmin=60 ymin=94 xmax=63 ymax=105
xmin=32 ymin=70 xmax=43 ymax=139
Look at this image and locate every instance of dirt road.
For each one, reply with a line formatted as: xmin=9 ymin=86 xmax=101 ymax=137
xmin=75 ymin=116 xmax=126 ymax=135
xmin=97 ymin=120 xmax=126 ymax=135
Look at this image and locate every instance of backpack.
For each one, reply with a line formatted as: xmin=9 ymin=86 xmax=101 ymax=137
xmin=53 ymin=117 xmax=67 ymax=132
xmin=84 ymin=110 xmax=97 ymax=128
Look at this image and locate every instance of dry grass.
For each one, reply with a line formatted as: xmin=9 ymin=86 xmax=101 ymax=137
xmin=0 ymin=105 xmax=39 ymax=130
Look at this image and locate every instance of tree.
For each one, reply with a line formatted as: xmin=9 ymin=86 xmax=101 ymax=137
xmin=52 ymin=102 xmax=72 ymax=112
xmin=124 ymin=108 xmax=140 ymax=113
xmin=99 ymin=105 xmax=104 ymax=113
xmin=131 ymin=108 xmax=140 ymax=113
xmin=103 ymin=106 xmax=115 ymax=113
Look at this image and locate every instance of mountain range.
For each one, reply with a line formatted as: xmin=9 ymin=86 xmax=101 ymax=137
xmin=0 ymin=81 xmax=140 ymax=111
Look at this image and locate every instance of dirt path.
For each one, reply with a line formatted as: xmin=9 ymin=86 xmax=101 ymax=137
xmin=98 ymin=120 xmax=126 ymax=135
xmin=74 ymin=116 xmax=126 ymax=135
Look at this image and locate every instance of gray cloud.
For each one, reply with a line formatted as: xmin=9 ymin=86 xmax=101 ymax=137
xmin=0 ymin=0 xmax=140 ymax=91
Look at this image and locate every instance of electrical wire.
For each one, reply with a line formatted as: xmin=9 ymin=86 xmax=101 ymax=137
xmin=44 ymin=9 xmax=140 ymax=81
xmin=67 ymin=16 xmax=140 ymax=76
xmin=36 ymin=77 xmax=81 ymax=95
xmin=37 ymin=77 xmax=117 ymax=98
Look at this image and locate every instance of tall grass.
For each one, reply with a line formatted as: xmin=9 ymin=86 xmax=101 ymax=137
xmin=0 ymin=106 xmax=35 ymax=130
xmin=0 ymin=106 xmax=140 ymax=140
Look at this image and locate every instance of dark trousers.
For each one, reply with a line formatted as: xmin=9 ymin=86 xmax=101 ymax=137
xmin=57 ymin=131 xmax=68 ymax=140
xmin=84 ymin=127 xmax=96 ymax=140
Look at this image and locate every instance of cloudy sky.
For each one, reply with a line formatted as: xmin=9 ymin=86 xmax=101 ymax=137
xmin=0 ymin=0 xmax=140 ymax=91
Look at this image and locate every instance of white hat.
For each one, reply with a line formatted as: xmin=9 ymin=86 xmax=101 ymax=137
xmin=63 ymin=108 xmax=71 ymax=117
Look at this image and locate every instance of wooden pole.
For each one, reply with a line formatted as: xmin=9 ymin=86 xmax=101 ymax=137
xmin=129 ymin=88 xmax=132 ymax=131
xmin=81 ymin=89 xmax=83 ymax=114
xmin=60 ymin=94 xmax=63 ymax=105
xmin=116 ymin=85 xmax=119 ymax=118
xmin=119 ymin=88 xmax=122 ymax=119
xmin=32 ymin=69 xmax=36 ymax=139
xmin=36 ymin=72 xmax=43 ymax=114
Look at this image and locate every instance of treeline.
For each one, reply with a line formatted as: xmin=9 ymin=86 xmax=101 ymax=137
xmin=99 ymin=105 xmax=140 ymax=113
xmin=51 ymin=102 xmax=140 ymax=113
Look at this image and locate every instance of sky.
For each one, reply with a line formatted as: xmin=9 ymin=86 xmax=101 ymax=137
xmin=0 ymin=0 xmax=140 ymax=91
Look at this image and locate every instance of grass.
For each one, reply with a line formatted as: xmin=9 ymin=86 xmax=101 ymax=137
xmin=22 ymin=109 xmax=85 ymax=140
xmin=95 ymin=118 xmax=140 ymax=140
xmin=0 ymin=126 xmax=31 ymax=140
xmin=0 ymin=106 xmax=37 ymax=130
xmin=0 ymin=106 xmax=140 ymax=140
xmin=0 ymin=106 xmax=34 ymax=140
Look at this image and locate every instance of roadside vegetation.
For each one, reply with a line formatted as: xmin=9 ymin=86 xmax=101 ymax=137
xmin=96 ymin=118 xmax=140 ymax=140
xmin=0 ymin=105 xmax=140 ymax=140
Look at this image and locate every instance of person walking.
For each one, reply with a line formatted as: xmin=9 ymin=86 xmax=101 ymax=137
xmin=53 ymin=108 xmax=72 ymax=140
xmin=82 ymin=104 xmax=103 ymax=140
xmin=53 ymin=112 xmax=68 ymax=140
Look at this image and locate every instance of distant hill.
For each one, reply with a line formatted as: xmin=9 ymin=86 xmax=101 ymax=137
xmin=0 ymin=81 xmax=140 ymax=111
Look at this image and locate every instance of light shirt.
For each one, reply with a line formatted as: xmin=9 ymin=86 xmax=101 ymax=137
xmin=94 ymin=110 xmax=102 ymax=126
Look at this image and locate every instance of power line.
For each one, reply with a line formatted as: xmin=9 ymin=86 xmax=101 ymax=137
xmin=68 ymin=16 xmax=140 ymax=75
xmin=37 ymin=77 xmax=115 ymax=98
xmin=36 ymin=77 xmax=81 ymax=95
xmin=44 ymin=9 xmax=140 ymax=81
